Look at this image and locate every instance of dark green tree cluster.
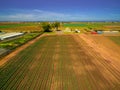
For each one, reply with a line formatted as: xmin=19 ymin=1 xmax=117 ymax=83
xmin=41 ymin=22 xmax=60 ymax=32
xmin=41 ymin=22 xmax=52 ymax=32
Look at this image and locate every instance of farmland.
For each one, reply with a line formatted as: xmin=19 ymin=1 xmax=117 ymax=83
xmin=0 ymin=32 xmax=43 ymax=59
xmin=63 ymin=22 xmax=120 ymax=32
xmin=0 ymin=22 xmax=42 ymax=32
xmin=0 ymin=22 xmax=120 ymax=90
xmin=0 ymin=32 xmax=43 ymax=49
xmin=108 ymin=36 xmax=120 ymax=45
xmin=0 ymin=33 xmax=120 ymax=90
xmin=0 ymin=22 xmax=44 ymax=58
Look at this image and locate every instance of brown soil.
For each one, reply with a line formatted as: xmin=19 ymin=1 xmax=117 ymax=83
xmin=72 ymin=34 xmax=120 ymax=89
xmin=79 ymin=34 xmax=120 ymax=70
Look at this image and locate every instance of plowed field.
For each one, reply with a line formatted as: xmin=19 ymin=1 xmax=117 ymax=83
xmin=0 ymin=34 xmax=120 ymax=90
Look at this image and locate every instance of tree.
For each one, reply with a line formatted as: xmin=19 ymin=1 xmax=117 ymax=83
xmin=52 ymin=22 xmax=60 ymax=31
xmin=41 ymin=22 xmax=52 ymax=32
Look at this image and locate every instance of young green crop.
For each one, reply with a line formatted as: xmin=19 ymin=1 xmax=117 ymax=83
xmin=0 ymin=32 xmax=43 ymax=49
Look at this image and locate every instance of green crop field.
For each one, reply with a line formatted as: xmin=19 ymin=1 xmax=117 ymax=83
xmin=0 ymin=34 xmax=120 ymax=90
xmin=63 ymin=22 xmax=120 ymax=31
xmin=0 ymin=32 xmax=43 ymax=49
xmin=64 ymin=23 xmax=88 ymax=27
xmin=0 ymin=23 xmax=32 ymax=29
xmin=108 ymin=36 xmax=120 ymax=45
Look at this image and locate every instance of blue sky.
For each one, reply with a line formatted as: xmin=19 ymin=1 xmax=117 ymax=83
xmin=0 ymin=0 xmax=120 ymax=21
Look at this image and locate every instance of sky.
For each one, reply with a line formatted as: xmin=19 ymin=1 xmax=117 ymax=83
xmin=0 ymin=0 xmax=120 ymax=21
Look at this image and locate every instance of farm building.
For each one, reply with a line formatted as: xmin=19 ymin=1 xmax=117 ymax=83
xmin=103 ymin=31 xmax=119 ymax=34
xmin=91 ymin=30 xmax=120 ymax=34
xmin=91 ymin=31 xmax=97 ymax=34
xmin=0 ymin=32 xmax=24 ymax=40
xmin=111 ymin=31 xmax=119 ymax=33
xmin=97 ymin=31 xmax=103 ymax=34
xmin=75 ymin=29 xmax=80 ymax=33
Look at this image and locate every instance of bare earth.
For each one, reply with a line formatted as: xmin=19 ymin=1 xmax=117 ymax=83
xmin=72 ymin=34 xmax=120 ymax=89
xmin=77 ymin=34 xmax=120 ymax=71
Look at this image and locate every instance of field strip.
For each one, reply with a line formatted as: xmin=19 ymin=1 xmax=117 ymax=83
xmin=78 ymin=34 xmax=120 ymax=69
xmin=0 ymin=34 xmax=45 ymax=67
xmin=72 ymin=34 xmax=120 ymax=88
